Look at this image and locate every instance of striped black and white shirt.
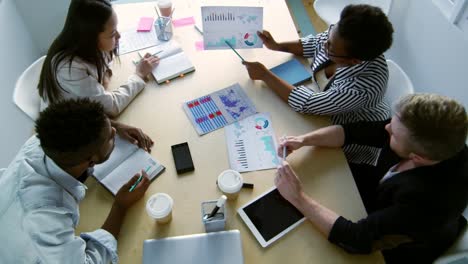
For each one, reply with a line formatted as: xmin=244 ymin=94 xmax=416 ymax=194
xmin=288 ymin=31 xmax=391 ymax=166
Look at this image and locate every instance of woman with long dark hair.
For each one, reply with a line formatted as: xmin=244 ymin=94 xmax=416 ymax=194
xmin=38 ymin=0 xmax=159 ymax=117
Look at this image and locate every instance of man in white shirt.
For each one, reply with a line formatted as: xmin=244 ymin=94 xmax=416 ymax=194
xmin=0 ymin=98 xmax=152 ymax=263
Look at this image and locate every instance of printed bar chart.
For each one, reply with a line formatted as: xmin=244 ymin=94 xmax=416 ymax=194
xmin=204 ymin=12 xmax=235 ymax=21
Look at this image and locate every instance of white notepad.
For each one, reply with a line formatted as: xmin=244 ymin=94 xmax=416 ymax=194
xmin=139 ymin=40 xmax=195 ymax=84
xmin=93 ymin=135 xmax=165 ymax=195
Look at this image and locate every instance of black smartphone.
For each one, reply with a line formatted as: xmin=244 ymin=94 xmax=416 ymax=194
xmin=171 ymin=142 xmax=195 ymax=174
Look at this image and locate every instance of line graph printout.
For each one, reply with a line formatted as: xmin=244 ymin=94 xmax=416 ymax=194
xmin=202 ymin=6 xmax=263 ymax=50
xmin=225 ymin=113 xmax=280 ymax=172
xmin=183 ymin=83 xmax=257 ymax=135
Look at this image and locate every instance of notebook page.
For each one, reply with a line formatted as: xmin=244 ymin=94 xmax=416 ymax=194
xmin=101 ymin=149 xmax=163 ymax=195
xmin=93 ymin=135 xmax=137 ymax=181
xmin=140 ymin=41 xmax=183 ymax=60
xmin=152 ymin=52 xmax=194 ymax=83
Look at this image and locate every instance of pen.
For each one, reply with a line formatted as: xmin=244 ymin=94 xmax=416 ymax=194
xmin=152 ymin=50 xmax=164 ymax=56
xmin=194 ymin=24 xmax=203 ymax=35
xmin=206 ymin=195 xmax=227 ymax=219
xmin=242 ymin=183 xmax=254 ymax=189
xmin=169 ymin=8 xmax=175 ymax=18
xmin=129 ymin=165 xmax=151 ymax=192
xmin=154 ymin=6 xmax=161 ymax=18
xmin=133 ymin=50 xmax=163 ymax=65
xmin=282 ymin=135 xmax=287 ymax=160
xmin=224 ymin=40 xmax=245 ymax=62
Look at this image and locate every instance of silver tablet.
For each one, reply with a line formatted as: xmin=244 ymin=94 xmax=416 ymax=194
xmin=237 ymin=187 xmax=305 ymax=247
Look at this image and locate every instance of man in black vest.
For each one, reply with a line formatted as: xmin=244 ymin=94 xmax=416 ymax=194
xmin=276 ymin=93 xmax=468 ymax=263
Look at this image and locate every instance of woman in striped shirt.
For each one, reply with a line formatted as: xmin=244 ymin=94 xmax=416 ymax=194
xmin=243 ymin=4 xmax=394 ymax=167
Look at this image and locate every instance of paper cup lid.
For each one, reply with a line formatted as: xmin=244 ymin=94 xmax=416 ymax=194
xmin=146 ymin=193 xmax=173 ymax=219
xmin=157 ymin=0 xmax=172 ymax=7
xmin=217 ymin=170 xmax=243 ymax=193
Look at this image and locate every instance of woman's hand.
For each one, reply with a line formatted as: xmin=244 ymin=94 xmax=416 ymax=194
xmin=258 ymin=30 xmax=280 ymax=51
xmin=136 ymin=53 xmax=160 ymax=79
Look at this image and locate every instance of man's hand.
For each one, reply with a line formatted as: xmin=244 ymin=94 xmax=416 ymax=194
xmin=275 ymin=161 xmax=305 ymax=206
xmin=112 ymin=121 xmax=154 ymax=152
xmin=114 ymin=171 xmax=150 ymax=210
xmin=275 ymin=161 xmax=339 ymax=237
xmin=102 ymin=171 xmax=151 ymax=238
xmin=277 ymin=135 xmax=305 ymax=158
xmin=257 ymin=30 xmax=280 ymax=51
xmin=242 ymin=61 xmax=269 ymax=81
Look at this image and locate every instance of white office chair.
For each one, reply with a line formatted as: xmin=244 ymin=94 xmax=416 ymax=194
xmin=313 ymin=0 xmax=392 ymax=25
xmin=434 ymin=207 xmax=468 ymax=264
xmin=385 ymin=59 xmax=414 ymax=109
xmin=13 ymin=55 xmax=45 ymax=121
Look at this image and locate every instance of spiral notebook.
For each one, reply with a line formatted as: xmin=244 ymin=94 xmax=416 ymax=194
xmin=93 ymin=135 xmax=165 ymax=195
xmin=139 ymin=40 xmax=195 ymax=84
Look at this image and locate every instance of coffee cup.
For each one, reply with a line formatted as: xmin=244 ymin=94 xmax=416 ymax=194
xmin=217 ymin=170 xmax=243 ymax=200
xmin=157 ymin=0 xmax=173 ymax=17
xmin=146 ymin=193 xmax=173 ymax=224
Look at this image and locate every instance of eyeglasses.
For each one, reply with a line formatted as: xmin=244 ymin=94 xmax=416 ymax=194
xmin=322 ymin=24 xmax=352 ymax=59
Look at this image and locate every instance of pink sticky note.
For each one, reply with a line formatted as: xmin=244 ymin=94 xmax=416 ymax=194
xmin=137 ymin=17 xmax=154 ymax=32
xmin=173 ymin=16 xmax=196 ymax=27
xmin=195 ymin=41 xmax=204 ymax=51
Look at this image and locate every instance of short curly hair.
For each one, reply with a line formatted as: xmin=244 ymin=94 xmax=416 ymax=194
xmin=337 ymin=4 xmax=394 ymax=61
xmin=395 ymin=94 xmax=467 ymax=161
xmin=35 ymin=98 xmax=108 ymax=166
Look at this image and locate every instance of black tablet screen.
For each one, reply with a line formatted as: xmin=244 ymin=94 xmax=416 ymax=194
xmin=243 ymin=188 xmax=304 ymax=242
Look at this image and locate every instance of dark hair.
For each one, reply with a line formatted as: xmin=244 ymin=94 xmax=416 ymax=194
xmin=35 ymin=98 xmax=108 ymax=166
xmin=38 ymin=0 xmax=115 ymax=103
xmin=337 ymin=4 xmax=393 ymax=61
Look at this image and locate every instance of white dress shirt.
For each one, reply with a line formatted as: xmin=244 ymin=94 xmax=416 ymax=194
xmin=40 ymin=56 xmax=145 ymax=117
xmin=0 ymin=136 xmax=118 ymax=264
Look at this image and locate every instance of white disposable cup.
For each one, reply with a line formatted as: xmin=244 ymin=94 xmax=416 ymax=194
xmin=146 ymin=193 xmax=173 ymax=224
xmin=217 ymin=170 xmax=243 ymax=200
xmin=157 ymin=0 xmax=173 ymax=17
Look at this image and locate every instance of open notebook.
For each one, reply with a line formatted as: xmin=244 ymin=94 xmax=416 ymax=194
xmin=139 ymin=40 xmax=195 ymax=84
xmin=93 ymin=135 xmax=165 ymax=195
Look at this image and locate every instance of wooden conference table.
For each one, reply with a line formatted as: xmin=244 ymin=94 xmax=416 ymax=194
xmin=76 ymin=1 xmax=384 ymax=263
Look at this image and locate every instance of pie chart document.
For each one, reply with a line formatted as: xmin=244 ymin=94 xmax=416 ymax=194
xmin=201 ymin=6 xmax=263 ymax=50
xmin=225 ymin=112 xmax=280 ymax=172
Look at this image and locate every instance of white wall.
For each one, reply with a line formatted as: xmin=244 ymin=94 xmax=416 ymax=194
xmin=387 ymin=0 xmax=468 ymax=107
xmin=0 ymin=0 xmax=41 ymax=167
xmin=14 ymin=0 xmax=70 ymax=53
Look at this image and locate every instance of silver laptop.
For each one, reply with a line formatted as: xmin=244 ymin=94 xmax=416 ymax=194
xmin=143 ymin=230 xmax=244 ymax=264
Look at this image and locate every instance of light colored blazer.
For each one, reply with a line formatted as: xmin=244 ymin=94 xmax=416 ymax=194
xmin=41 ymin=56 xmax=145 ymax=117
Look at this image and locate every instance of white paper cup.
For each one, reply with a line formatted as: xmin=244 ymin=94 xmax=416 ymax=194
xmin=217 ymin=170 xmax=243 ymax=200
xmin=146 ymin=193 xmax=173 ymax=224
xmin=157 ymin=0 xmax=172 ymax=17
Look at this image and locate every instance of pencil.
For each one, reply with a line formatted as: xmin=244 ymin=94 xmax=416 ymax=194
xmin=224 ymin=40 xmax=245 ymax=62
xmin=154 ymin=6 xmax=161 ymax=18
xmin=129 ymin=166 xmax=151 ymax=192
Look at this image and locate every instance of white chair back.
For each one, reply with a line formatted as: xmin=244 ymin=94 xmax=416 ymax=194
xmin=13 ymin=56 xmax=46 ymax=121
xmin=434 ymin=206 xmax=468 ymax=264
xmin=385 ymin=59 xmax=414 ymax=110
xmin=314 ymin=0 xmax=392 ymax=25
